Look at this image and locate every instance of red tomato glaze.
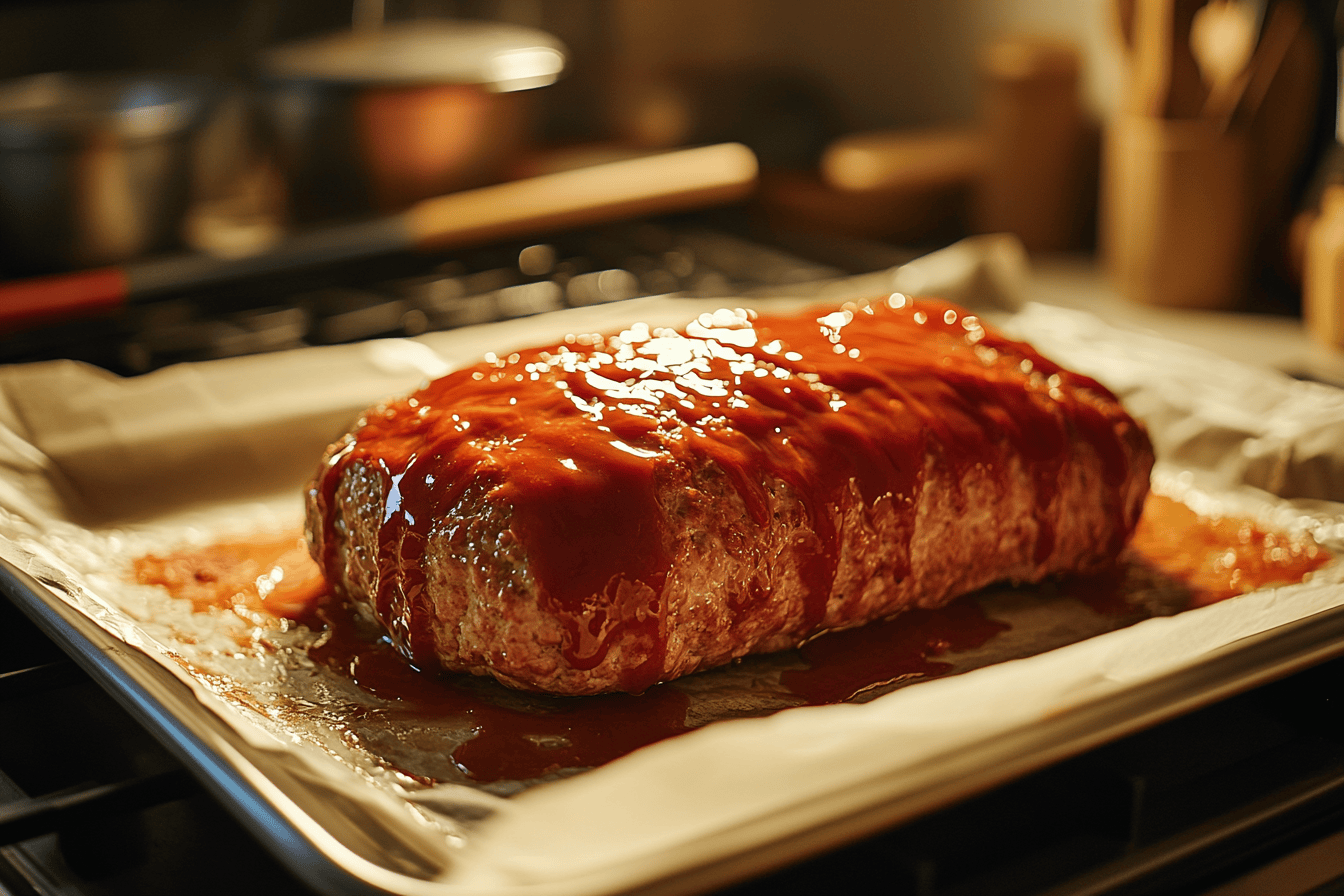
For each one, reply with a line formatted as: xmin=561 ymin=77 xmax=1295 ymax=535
xmin=309 ymin=296 xmax=1144 ymax=692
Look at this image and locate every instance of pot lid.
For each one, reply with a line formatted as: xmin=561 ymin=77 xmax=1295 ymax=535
xmin=259 ymin=19 xmax=567 ymax=92
xmin=0 ymin=72 xmax=213 ymax=148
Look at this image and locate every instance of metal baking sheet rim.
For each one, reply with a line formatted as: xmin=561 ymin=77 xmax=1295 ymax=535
xmin=6 ymin=550 xmax=1344 ymax=896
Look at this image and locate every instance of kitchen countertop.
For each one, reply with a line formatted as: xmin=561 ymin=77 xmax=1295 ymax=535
xmin=1028 ymin=254 xmax=1344 ymax=388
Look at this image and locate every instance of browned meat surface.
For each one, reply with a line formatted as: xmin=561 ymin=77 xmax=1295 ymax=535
xmin=307 ymin=296 xmax=1153 ymax=695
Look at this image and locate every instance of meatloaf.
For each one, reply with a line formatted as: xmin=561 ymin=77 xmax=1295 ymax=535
xmin=306 ymin=296 xmax=1153 ymax=696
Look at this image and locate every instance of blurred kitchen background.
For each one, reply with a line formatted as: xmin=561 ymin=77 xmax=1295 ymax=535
xmin=0 ymin=0 xmax=1342 ymax=373
xmin=10 ymin=6 xmax=1344 ymax=896
xmin=0 ymin=1 xmax=1131 ymax=153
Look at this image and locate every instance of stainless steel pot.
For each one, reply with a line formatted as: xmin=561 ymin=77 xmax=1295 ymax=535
xmin=0 ymin=72 xmax=214 ymax=274
xmin=257 ymin=18 xmax=566 ymax=223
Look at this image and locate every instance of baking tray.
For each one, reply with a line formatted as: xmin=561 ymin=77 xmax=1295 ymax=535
xmin=2 ymin=267 xmax=1343 ymax=895
xmin=5 ymin=558 xmax=1344 ymax=896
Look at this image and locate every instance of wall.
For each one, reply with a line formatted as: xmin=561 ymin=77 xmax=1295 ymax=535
xmin=0 ymin=0 xmax=1122 ymax=132
xmin=604 ymin=0 xmax=1122 ymax=129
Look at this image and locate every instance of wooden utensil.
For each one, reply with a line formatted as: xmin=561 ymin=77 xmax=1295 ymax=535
xmin=1202 ymin=0 xmax=1306 ymax=132
xmin=1104 ymin=0 xmax=1324 ymax=310
xmin=1126 ymin=0 xmax=1211 ymax=118
xmin=819 ymin=127 xmax=984 ymax=194
xmin=0 ymin=142 xmax=759 ymax=332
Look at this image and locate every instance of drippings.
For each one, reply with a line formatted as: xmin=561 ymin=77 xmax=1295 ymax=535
xmin=1127 ymin=493 xmax=1328 ymax=606
xmin=133 ymin=535 xmax=326 ymax=620
xmin=309 ymin=601 xmax=690 ymax=782
xmin=781 ymin=601 xmax=1009 ymax=705
xmin=133 ymin=488 xmax=1330 ymax=783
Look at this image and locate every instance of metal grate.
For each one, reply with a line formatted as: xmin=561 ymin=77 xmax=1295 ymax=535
xmin=0 ymin=217 xmax=852 ymax=376
xmin=0 ymin=594 xmax=318 ymax=896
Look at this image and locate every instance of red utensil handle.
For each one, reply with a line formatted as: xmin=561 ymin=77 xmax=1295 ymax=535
xmin=0 ymin=268 xmax=129 ymax=333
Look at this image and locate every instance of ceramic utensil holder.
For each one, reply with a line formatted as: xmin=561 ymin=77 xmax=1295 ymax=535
xmin=974 ymin=36 xmax=1089 ymax=253
xmin=1102 ymin=112 xmax=1253 ymax=309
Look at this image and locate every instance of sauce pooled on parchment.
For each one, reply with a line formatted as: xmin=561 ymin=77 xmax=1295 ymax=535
xmin=133 ymin=491 xmax=1328 ymax=783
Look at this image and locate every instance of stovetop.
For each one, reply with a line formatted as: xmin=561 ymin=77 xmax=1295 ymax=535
xmin=2 ymin=220 xmax=1344 ymax=896
xmin=0 ymin=215 xmax=858 ymax=375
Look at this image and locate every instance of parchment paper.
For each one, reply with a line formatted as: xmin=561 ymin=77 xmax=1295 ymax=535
xmin=1 ymin=238 xmax=1342 ymax=895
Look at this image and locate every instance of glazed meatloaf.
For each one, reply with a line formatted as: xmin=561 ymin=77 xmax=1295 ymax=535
xmin=306 ymin=295 xmax=1153 ymax=696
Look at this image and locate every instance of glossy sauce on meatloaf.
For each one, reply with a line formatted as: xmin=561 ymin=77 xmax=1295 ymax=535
xmin=308 ymin=296 xmax=1150 ymax=692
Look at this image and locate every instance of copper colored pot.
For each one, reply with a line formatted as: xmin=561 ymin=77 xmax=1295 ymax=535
xmin=258 ymin=19 xmax=565 ymax=223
